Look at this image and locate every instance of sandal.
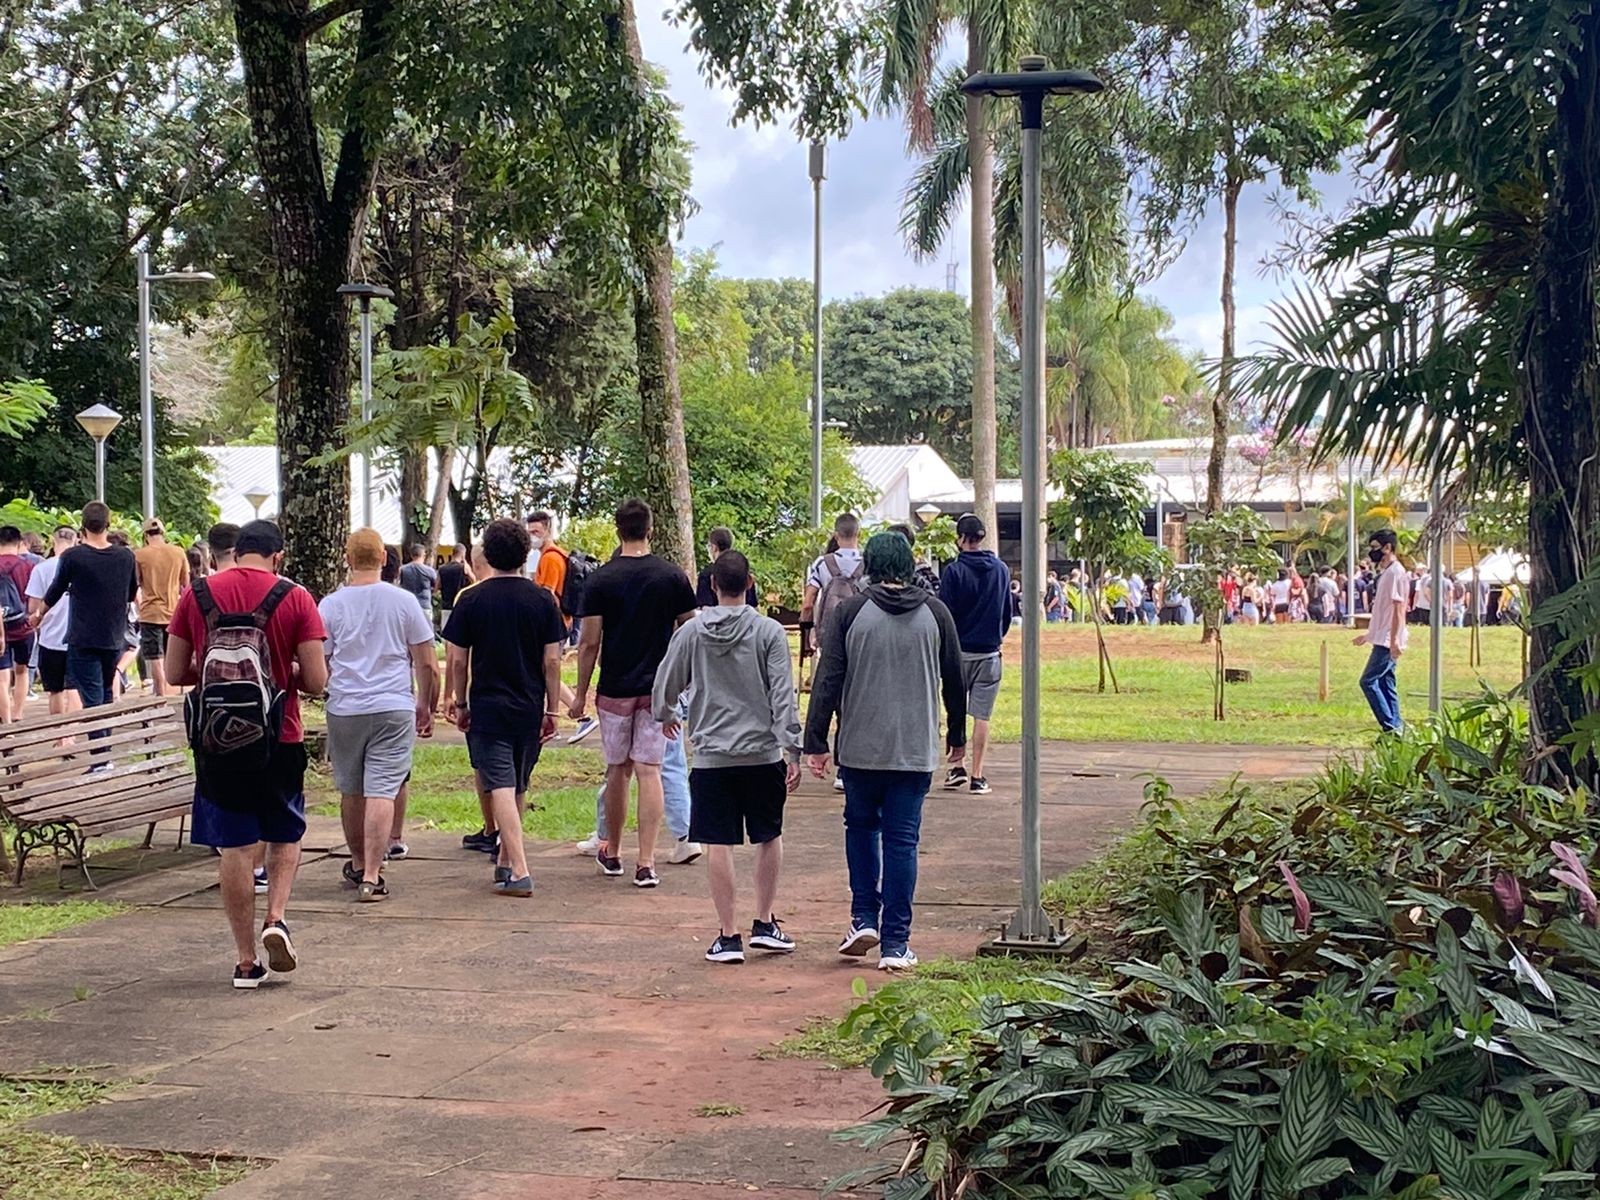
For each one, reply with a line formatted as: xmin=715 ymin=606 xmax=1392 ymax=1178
xmin=357 ymin=878 xmax=389 ymax=903
xmin=341 ymin=861 xmax=361 ymax=887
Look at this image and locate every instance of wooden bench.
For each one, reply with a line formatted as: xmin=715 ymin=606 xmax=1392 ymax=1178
xmin=0 ymin=695 xmax=192 ymax=889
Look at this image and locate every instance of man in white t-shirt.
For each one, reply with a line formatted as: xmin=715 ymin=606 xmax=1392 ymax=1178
xmin=319 ymin=528 xmax=436 ymax=901
xmin=24 ymin=525 xmax=80 ymax=715
xmin=1352 ymin=529 xmax=1408 ymax=734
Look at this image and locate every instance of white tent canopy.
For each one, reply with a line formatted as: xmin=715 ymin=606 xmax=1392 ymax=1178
xmin=1463 ymin=550 xmax=1529 ymax=586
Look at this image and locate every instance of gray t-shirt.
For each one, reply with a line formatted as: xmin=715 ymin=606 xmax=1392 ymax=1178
xmin=397 ymin=561 xmax=437 ymax=613
xmin=319 ymin=582 xmax=435 ymax=716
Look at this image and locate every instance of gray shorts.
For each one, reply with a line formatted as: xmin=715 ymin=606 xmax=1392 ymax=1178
xmin=961 ymin=652 xmax=1003 ymax=721
xmin=327 ymin=710 xmax=416 ymax=800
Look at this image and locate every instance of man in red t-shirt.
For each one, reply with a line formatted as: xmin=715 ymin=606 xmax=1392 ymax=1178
xmin=165 ymin=520 xmax=328 ymax=990
xmin=0 ymin=524 xmax=37 ymax=722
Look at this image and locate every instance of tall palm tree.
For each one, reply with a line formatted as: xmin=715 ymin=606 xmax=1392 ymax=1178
xmin=877 ymin=0 xmax=1024 ymax=544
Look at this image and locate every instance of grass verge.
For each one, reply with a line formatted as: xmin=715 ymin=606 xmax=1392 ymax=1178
xmin=0 ymin=901 xmax=125 ymax=950
xmin=0 ymin=1079 xmax=252 ymax=1199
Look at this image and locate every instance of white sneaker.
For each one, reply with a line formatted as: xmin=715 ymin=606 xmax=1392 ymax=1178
xmin=878 ymin=947 xmax=919 ymax=971
xmin=669 ymin=838 xmax=703 ymax=865
xmin=832 ymin=776 xmax=845 ymax=793
xmin=838 ymin=923 xmax=880 ymax=957
xmin=576 ymin=833 xmax=601 ymax=855
xmin=567 ymin=716 xmax=599 ymax=745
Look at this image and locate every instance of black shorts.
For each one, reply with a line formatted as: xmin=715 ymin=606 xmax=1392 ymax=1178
xmin=38 ymin=647 xmax=69 ymax=694
xmin=467 ymin=729 xmax=541 ymax=795
xmin=2 ymin=630 xmax=34 ymax=671
xmin=688 ymin=762 xmax=787 ymax=846
xmin=138 ymin=622 xmax=168 ymax=661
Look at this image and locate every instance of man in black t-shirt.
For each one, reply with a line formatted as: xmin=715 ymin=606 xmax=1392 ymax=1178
xmin=570 ymin=498 xmax=697 ymax=888
xmin=436 ymin=543 xmax=474 ymax=627
xmin=444 ymin=518 xmax=567 ymax=898
xmin=35 ymin=502 xmax=137 ymax=711
xmin=695 ymin=527 xmax=759 ymax=609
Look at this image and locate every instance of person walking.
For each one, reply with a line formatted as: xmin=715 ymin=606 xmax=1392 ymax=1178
xmin=320 ymin=529 xmax=436 ymax=902
xmin=34 ymin=503 xmax=137 ymax=713
xmin=569 ymin=499 xmax=697 ymax=888
xmin=444 ymin=518 xmax=567 ymax=897
xmin=653 ymin=550 xmax=802 ymax=964
xmin=937 ymin=514 xmax=1010 ymax=796
xmin=164 ymin=520 xmax=327 ymax=988
xmin=804 ymin=532 xmax=967 ymax=970
xmin=23 ymin=525 xmax=80 ymax=717
xmin=800 ymin=513 xmax=864 ymax=656
xmin=0 ymin=525 xmax=35 ymax=722
xmin=133 ymin=518 xmax=190 ymax=697
xmin=527 ymin=512 xmax=599 ymax=744
xmin=436 ymin=543 xmax=475 ymax=631
xmin=1353 ymin=529 xmax=1408 ymax=735
xmin=398 ymin=545 xmax=438 ymax=618
xmin=695 ymin=527 xmax=758 ymax=607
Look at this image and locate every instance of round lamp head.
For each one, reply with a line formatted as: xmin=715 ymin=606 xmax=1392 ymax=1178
xmin=915 ymin=503 xmax=943 ymax=524
xmin=244 ymin=486 xmax=273 ymax=511
xmin=75 ymin=403 xmax=123 ymax=441
xmin=149 ymin=269 xmax=217 ymax=284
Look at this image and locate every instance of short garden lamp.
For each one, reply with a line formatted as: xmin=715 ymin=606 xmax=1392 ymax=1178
xmin=915 ymin=503 xmax=943 ymax=526
xmin=76 ymin=403 xmax=122 ymax=503
xmin=244 ymin=485 xmax=272 ymax=519
xmin=964 ymin=56 xmax=1103 ymax=955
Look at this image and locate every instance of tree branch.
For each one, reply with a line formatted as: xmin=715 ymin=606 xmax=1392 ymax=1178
xmin=328 ymin=0 xmax=397 ymax=241
xmin=300 ymin=0 xmax=363 ymax=40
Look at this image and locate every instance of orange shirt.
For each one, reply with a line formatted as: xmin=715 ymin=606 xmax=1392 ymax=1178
xmin=534 ymin=545 xmax=568 ymax=602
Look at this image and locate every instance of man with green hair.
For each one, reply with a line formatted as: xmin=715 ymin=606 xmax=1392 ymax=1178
xmin=804 ymin=531 xmax=967 ymax=970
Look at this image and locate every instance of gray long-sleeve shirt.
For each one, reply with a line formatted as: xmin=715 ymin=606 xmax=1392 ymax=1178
xmin=804 ymin=583 xmax=967 ymax=773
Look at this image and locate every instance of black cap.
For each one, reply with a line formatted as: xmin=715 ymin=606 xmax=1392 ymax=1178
xmin=956 ymin=513 xmax=986 ymax=542
xmin=235 ymin=519 xmax=284 ymax=557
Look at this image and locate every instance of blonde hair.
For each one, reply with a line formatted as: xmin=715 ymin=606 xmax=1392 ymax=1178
xmin=346 ymin=527 xmax=386 ymax=572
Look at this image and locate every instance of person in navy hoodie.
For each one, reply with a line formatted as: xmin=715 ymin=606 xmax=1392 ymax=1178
xmin=936 ymin=514 xmax=1012 ymax=795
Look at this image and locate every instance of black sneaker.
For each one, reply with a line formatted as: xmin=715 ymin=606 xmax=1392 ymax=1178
xmin=253 ymin=868 xmax=270 ymax=895
xmin=493 ymin=864 xmax=512 ymax=885
xmin=494 ymin=875 xmax=534 ymax=898
xmin=633 ymin=864 xmax=660 ymax=889
xmin=461 ymin=828 xmax=498 ymax=854
xmin=341 ymin=861 xmax=362 ymax=887
xmin=261 ymin=920 xmax=297 ymax=974
xmin=706 ymin=933 xmax=745 ymax=963
xmin=969 ymin=776 xmax=992 ymax=795
xmin=232 ymin=962 xmax=267 ymax=990
xmin=943 ymin=766 xmax=969 ymax=790
xmin=596 ymin=850 xmax=624 ymax=877
xmin=750 ymin=918 xmax=795 ymax=953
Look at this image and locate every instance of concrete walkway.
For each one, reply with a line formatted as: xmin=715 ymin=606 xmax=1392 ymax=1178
xmin=0 ymin=741 xmax=1328 ymax=1197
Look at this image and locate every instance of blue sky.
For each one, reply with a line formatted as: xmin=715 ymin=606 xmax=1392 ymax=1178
xmin=638 ymin=10 xmax=1355 ymax=363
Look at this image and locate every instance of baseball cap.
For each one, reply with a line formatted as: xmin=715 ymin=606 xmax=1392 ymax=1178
xmin=143 ymin=517 xmax=165 ymax=535
xmin=956 ymin=513 xmax=986 ymax=542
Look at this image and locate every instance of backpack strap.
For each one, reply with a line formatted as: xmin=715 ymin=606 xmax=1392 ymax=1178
xmin=822 ymin=553 xmax=842 ymax=581
xmin=191 ymin=576 xmax=220 ymax=629
xmin=252 ymin=578 xmax=296 ymax=629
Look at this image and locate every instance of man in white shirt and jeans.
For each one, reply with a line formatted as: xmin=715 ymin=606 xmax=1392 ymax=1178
xmin=1353 ymin=529 xmax=1408 ymax=734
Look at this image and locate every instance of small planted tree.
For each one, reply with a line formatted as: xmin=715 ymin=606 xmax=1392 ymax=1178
xmin=1048 ymin=450 xmax=1152 ymax=694
xmin=1182 ymin=506 xmax=1280 ymax=719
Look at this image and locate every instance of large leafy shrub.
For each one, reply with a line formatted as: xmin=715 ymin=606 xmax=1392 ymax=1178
xmin=840 ymin=701 xmax=1600 ymax=1199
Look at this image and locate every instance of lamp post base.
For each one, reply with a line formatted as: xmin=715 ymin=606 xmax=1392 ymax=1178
xmin=978 ymin=912 xmax=1085 ymax=959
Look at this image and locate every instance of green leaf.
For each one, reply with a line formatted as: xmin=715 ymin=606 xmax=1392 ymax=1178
xmin=1507 ymin=1030 xmax=1600 ymax=1096
xmin=1291 ymin=1156 xmax=1352 ymax=1189
xmin=1229 ymin=1126 xmax=1263 ymax=1200
xmin=1478 ymin=1096 xmax=1510 ymax=1153
xmin=1102 ymin=1082 xmax=1258 ymax=1129
xmin=1427 ymin=1123 xmax=1476 ymax=1192
xmin=922 ymin=1134 xmax=949 ymax=1181
xmin=1275 ymin=1058 xmax=1339 ymax=1167
xmin=1519 ymin=1089 xmax=1559 ymax=1158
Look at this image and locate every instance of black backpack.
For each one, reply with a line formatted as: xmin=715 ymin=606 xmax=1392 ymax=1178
xmin=184 ymin=576 xmax=294 ymax=782
xmin=561 ymin=550 xmax=599 ymax=619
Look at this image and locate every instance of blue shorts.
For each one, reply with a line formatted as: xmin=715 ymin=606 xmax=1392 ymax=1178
xmin=191 ymin=743 xmax=309 ymax=848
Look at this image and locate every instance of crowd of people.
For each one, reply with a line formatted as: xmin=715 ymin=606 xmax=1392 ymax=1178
xmin=14 ymin=500 xmax=1017 ymax=990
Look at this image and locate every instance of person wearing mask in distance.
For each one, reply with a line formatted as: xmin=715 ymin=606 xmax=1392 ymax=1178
xmin=654 ymin=550 xmax=802 ymax=964
xmin=319 ymin=529 xmax=437 ymax=902
xmin=164 ymin=520 xmax=327 ymax=988
xmin=444 ymin=518 xmax=567 ymax=897
xmin=804 ymin=532 xmax=967 ymax=971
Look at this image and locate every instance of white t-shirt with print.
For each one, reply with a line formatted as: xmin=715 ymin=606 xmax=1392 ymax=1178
xmin=806 ymin=547 xmax=864 ymax=592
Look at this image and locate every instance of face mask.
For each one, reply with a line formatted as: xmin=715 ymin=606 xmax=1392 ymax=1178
xmin=1368 ymin=548 xmax=1385 ymax=565
xmin=529 ymin=534 xmax=544 ymax=549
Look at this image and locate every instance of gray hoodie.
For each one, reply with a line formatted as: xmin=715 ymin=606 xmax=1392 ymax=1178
xmin=651 ymin=604 xmax=802 ymax=769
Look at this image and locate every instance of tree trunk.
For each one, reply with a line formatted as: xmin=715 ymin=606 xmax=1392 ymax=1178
xmin=232 ymin=0 xmax=395 ymax=598
xmin=1203 ymin=172 xmax=1243 ymax=643
xmin=967 ymin=27 xmax=998 ymax=547
xmin=424 ymin=443 xmax=452 ymax=555
xmin=1524 ymin=13 xmax=1600 ymax=786
xmin=619 ymin=0 xmax=695 ymax=573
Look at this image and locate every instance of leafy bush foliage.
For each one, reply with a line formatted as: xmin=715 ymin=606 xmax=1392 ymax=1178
xmin=839 ymin=699 xmax=1600 ymax=1199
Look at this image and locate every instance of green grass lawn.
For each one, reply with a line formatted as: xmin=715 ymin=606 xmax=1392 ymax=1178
xmin=988 ymin=623 xmax=1525 ymax=746
xmin=0 ymin=901 xmax=124 ymax=950
xmin=308 ymin=741 xmax=628 ymax=844
xmin=0 ymin=1080 xmax=250 ymax=1199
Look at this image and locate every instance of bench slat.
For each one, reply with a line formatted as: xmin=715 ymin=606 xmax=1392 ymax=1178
xmin=2 ymin=733 xmax=188 ymax=784
xmin=73 ymin=790 xmax=196 ymax=836
xmin=4 ymin=755 xmax=192 ymax=814
xmin=0 ymin=694 xmax=178 ymax=738
xmin=0 ymin=708 xmax=183 ymax=756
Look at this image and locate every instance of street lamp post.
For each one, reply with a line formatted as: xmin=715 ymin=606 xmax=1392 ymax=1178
xmin=76 ymin=404 xmax=123 ymax=503
xmin=338 ymin=282 xmax=394 ymax=529
xmin=138 ymin=251 xmax=215 ymax=520
xmin=1346 ymin=456 xmax=1358 ymax=627
xmin=1429 ymin=476 xmax=1445 ymax=713
xmin=964 ymin=57 xmax=1103 ymax=955
xmin=809 ymin=141 xmax=827 ymax=529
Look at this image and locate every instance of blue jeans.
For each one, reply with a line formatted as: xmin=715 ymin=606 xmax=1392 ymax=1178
xmin=1359 ymin=643 xmax=1401 ymax=732
xmin=841 ymin=767 xmax=931 ymax=953
xmin=67 ymin=647 xmax=118 ymax=709
xmin=593 ymin=707 xmax=692 ymax=841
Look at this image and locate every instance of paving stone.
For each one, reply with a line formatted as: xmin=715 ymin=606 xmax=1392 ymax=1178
xmin=621 ymin=1123 xmax=887 ymax=1191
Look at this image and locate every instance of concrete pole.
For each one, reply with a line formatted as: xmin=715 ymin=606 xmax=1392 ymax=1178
xmin=1346 ymin=456 xmax=1357 ymax=626
xmin=1429 ymin=475 xmax=1444 ymax=713
xmin=94 ymin=439 xmax=107 ymax=503
xmin=359 ymin=299 xmax=375 ymax=529
xmin=809 ymin=141 xmax=826 ymax=529
xmin=137 ymin=249 xmax=155 ymax=520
